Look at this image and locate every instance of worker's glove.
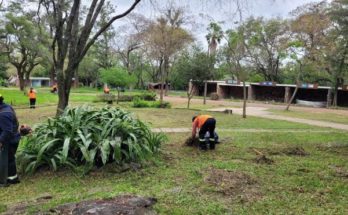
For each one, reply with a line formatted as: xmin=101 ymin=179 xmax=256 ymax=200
xmin=19 ymin=125 xmax=32 ymax=136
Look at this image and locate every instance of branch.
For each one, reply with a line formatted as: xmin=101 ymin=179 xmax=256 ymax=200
xmin=81 ymin=0 xmax=141 ymax=61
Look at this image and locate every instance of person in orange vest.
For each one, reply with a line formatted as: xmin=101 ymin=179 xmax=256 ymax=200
xmin=104 ymin=86 xmax=110 ymax=94
xmin=192 ymin=114 xmax=219 ymax=150
xmin=28 ymin=87 xmax=37 ymax=109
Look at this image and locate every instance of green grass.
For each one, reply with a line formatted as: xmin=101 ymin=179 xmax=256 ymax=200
xmin=1 ymin=89 xmax=348 ymax=214
xmin=0 ymin=87 xmax=153 ymax=107
xmin=270 ymin=109 xmax=348 ymax=125
xmin=1 ymin=130 xmax=347 ymax=214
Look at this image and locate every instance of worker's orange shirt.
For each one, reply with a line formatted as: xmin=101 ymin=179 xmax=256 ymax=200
xmin=192 ymin=115 xmax=213 ymax=137
xmin=28 ymin=91 xmax=36 ymax=99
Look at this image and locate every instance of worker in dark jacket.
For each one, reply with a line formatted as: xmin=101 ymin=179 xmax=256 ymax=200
xmin=192 ymin=114 xmax=219 ymax=150
xmin=0 ymin=94 xmax=21 ymax=187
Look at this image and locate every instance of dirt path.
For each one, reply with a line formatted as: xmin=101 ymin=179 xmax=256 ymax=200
xmin=162 ymin=96 xmax=348 ymax=131
xmin=208 ymin=107 xmax=348 ymax=131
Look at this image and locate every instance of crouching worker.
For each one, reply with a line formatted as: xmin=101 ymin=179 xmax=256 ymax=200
xmin=192 ymin=115 xmax=219 ymax=150
xmin=0 ymin=94 xmax=21 ymax=187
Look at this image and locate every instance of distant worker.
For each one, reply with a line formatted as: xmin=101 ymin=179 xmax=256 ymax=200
xmin=192 ymin=114 xmax=219 ymax=150
xmin=28 ymin=87 xmax=37 ymax=109
xmin=51 ymin=84 xmax=58 ymax=93
xmin=0 ymin=94 xmax=21 ymax=187
xmin=104 ymin=86 xmax=110 ymax=94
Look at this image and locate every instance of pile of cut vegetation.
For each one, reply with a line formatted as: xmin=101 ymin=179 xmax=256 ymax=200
xmin=18 ymin=106 xmax=166 ymax=174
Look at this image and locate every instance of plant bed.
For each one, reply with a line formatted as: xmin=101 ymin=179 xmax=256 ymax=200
xmin=132 ymin=98 xmax=171 ymax=109
xmin=18 ymin=106 xmax=166 ymax=174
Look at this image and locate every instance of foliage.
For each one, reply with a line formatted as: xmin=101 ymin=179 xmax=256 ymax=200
xmin=242 ymin=17 xmax=289 ymax=82
xmin=132 ymin=97 xmax=171 ymax=109
xmin=17 ymin=106 xmax=166 ymax=174
xmin=100 ymin=67 xmax=136 ymax=89
xmin=94 ymin=91 xmax=156 ymax=103
xmin=171 ymin=46 xmax=219 ymax=90
xmin=206 ymin=22 xmax=224 ymax=55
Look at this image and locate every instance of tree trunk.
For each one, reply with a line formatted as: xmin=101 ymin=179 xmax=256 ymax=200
xmin=285 ymin=86 xmax=299 ymax=111
xmin=57 ymin=83 xmax=70 ymax=116
xmin=285 ymin=63 xmax=302 ymax=111
xmin=56 ymin=67 xmax=73 ymax=116
xmin=49 ymin=66 xmax=55 ymax=86
xmin=74 ymin=69 xmax=79 ymax=88
xmin=25 ymin=72 xmax=30 ymax=88
xmin=242 ymin=80 xmax=247 ymax=118
xmin=203 ymin=81 xmax=207 ymax=105
xmin=18 ymin=73 xmax=25 ymax=91
xmin=159 ymin=58 xmax=165 ymax=105
xmin=187 ymin=97 xmax=191 ymax=109
xmin=117 ymin=89 xmax=120 ymax=104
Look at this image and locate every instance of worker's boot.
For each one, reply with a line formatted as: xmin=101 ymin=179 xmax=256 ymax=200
xmin=213 ymin=132 xmax=220 ymax=144
xmin=199 ymin=141 xmax=208 ymax=150
xmin=210 ymin=140 xmax=216 ymax=150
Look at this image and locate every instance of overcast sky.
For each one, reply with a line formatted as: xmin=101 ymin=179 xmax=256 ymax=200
xmin=110 ymin=0 xmax=322 ymax=46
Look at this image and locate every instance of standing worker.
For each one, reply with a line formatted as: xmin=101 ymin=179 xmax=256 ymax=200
xmin=104 ymin=85 xmax=110 ymax=94
xmin=0 ymin=94 xmax=21 ymax=187
xmin=192 ymin=114 xmax=219 ymax=150
xmin=28 ymin=87 xmax=37 ymax=109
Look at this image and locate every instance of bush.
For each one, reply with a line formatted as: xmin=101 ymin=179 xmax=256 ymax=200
xmin=132 ymin=98 xmax=171 ymax=109
xmin=132 ymin=97 xmax=151 ymax=108
xmin=18 ymin=106 xmax=166 ymax=174
xmin=94 ymin=91 xmax=157 ymax=103
xmin=94 ymin=94 xmax=116 ymax=103
xmin=152 ymin=101 xmax=171 ymax=109
xmin=210 ymin=93 xmax=219 ymax=100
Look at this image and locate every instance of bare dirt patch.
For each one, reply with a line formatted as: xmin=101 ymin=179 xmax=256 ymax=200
xmin=2 ymin=194 xmax=53 ymax=215
xmin=253 ymin=155 xmax=274 ymax=164
xmin=204 ymin=168 xmax=262 ymax=202
xmin=250 ymin=146 xmax=309 ymax=157
xmin=317 ymin=143 xmax=348 ymax=156
xmin=282 ymin=147 xmax=309 ymax=156
xmin=329 ymin=165 xmax=348 ymax=178
xmin=49 ymin=195 xmax=157 ymax=215
xmin=184 ymin=137 xmax=200 ymax=147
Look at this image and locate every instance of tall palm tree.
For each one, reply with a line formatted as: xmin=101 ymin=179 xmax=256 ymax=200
xmin=206 ymin=22 xmax=224 ymax=56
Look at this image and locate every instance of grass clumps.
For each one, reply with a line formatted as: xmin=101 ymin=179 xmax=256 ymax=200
xmin=18 ymin=106 xmax=166 ymax=174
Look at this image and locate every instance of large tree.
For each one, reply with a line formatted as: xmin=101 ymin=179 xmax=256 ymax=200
xmin=143 ymin=6 xmax=193 ymax=105
xmin=36 ymin=0 xmax=142 ymax=115
xmin=4 ymin=13 xmax=47 ymax=90
xmin=242 ymin=17 xmax=289 ymax=82
xmin=173 ymin=46 xmax=217 ymax=109
xmin=223 ymin=27 xmax=249 ymax=117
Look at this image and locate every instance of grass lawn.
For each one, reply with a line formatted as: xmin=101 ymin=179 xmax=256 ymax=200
xmin=1 ymin=105 xmax=348 ymax=214
xmin=270 ymin=109 xmax=348 ymax=125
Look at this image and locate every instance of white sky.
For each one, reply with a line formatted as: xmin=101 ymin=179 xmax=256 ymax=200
xmin=110 ymin=0 xmax=322 ymax=46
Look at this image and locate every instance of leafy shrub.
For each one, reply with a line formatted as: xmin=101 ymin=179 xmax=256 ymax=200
xmin=94 ymin=91 xmax=156 ymax=103
xmin=152 ymin=101 xmax=171 ymax=109
xmin=94 ymin=94 xmax=116 ymax=103
xmin=210 ymin=93 xmax=219 ymax=100
xmin=133 ymin=97 xmax=151 ymax=108
xmin=18 ymin=106 xmax=166 ymax=174
xmin=138 ymin=91 xmax=156 ymax=101
xmin=132 ymin=98 xmax=171 ymax=109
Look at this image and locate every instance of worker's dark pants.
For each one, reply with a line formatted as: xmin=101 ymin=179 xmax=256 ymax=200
xmin=199 ymin=118 xmax=216 ymax=150
xmin=0 ymin=141 xmax=18 ymax=186
xmin=30 ymin=98 xmax=36 ymax=108
xmin=8 ymin=141 xmax=19 ymax=178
